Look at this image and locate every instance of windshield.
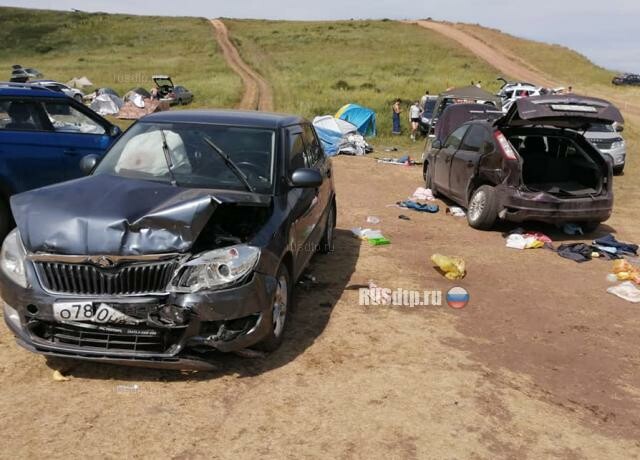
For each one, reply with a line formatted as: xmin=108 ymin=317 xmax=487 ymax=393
xmin=94 ymin=122 xmax=276 ymax=193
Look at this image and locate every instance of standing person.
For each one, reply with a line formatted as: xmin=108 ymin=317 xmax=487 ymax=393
xmin=392 ymin=99 xmax=402 ymax=135
xmin=420 ymin=89 xmax=430 ymax=110
xmin=409 ymin=101 xmax=421 ymax=141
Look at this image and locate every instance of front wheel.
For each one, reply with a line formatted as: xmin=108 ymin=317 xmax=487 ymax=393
xmin=255 ymin=265 xmax=291 ymax=352
xmin=613 ymin=164 xmax=625 ymax=175
xmin=318 ymin=205 xmax=335 ymax=254
xmin=424 ymin=162 xmax=438 ymax=197
xmin=467 ymin=185 xmax=499 ymax=230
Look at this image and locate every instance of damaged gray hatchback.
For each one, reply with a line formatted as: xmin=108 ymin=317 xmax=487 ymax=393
xmin=0 ymin=110 xmax=336 ymax=369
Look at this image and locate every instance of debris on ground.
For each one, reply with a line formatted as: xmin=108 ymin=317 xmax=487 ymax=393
xmin=397 ymin=200 xmax=439 ymax=213
xmin=557 ymin=243 xmax=619 ymax=262
xmin=376 ymin=155 xmax=419 ymax=166
xmin=446 ymin=206 xmax=466 ymax=217
xmin=594 ymin=234 xmax=638 ymax=256
xmin=52 ymin=370 xmax=70 ymax=382
xmin=351 ymin=227 xmax=391 ymax=246
xmin=607 ymin=281 xmax=640 ymax=303
xmin=505 ymin=228 xmax=552 ymax=250
xmin=612 ymin=259 xmax=640 ymax=283
xmin=398 ymin=214 xmax=411 ymax=221
xmin=562 ymin=223 xmax=584 ymax=236
xmin=366 ymin=216 xmax=380 ymax=224
xmin=431 ymin=254 xmax=466 ymax=280
xmin=411 ymin=187 xmax=435 ymax=201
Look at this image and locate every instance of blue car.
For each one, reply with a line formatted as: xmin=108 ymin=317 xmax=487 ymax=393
xmin=0 ymin=83 xmax=121 ymax=237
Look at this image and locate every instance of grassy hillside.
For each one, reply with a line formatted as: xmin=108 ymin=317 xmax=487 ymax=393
xmin=0 ymin=7 xmax=242 ymax=109
xmin=225 ymin=19 xmax=501 ymax=144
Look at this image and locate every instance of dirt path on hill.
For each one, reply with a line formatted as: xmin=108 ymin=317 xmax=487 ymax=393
xmin=210 ymin=19 xmax=274 ymax=111
xmin=413 ymin=20 xmax=640 ymax=120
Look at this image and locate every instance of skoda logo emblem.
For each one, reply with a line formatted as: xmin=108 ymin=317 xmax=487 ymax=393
xmin=92 ymin=256 xmax=116 ymax=268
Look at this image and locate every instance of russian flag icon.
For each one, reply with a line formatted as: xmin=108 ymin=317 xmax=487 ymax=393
xmin=446 ymin=287 xmax=469 ymax=309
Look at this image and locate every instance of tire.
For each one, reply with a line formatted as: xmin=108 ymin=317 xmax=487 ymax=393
xmin=424 ymin=161 xmax=438 ymax=196
xmin=0 ymin=199 xmax=11 ymax=242
xmin=581 ymin=221 xmax=601 ymax=234
xmin=467 ymin=185 xmax=499 ymax=230
xmin=318 ymin=204 xmax=335 ymax=254
xmin=613 ymin=164 xmax=625 ymax=175
xmin=255 ymin=264 xmax=291 ymax=352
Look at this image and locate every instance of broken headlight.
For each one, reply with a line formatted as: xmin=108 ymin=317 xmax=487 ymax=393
xmin=0 ymin=229 xmax=27 ymax=288
xmin=169 ymin=245 xmax=260 ymax=293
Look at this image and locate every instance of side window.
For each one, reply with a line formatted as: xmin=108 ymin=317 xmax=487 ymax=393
xmin=460 ymin=125 xmax=486 ymax=153
xmin=42 ymin=101 xmax=105 ymax=135
xmin=288 ymin=131 xmax=306 ymax=172
xmin=0 ymin=99 xmax=49 ymax=131
xmin=302 ymin=124 xmax=323 ymax=166
xmin=443 ymin=125 xmax=468 ymax=149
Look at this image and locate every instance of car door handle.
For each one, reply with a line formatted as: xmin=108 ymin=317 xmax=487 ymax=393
xmin=467 ymin=161 xmax=474 ymax=167
xmin=64 ymin=148 xmax=79 ymax=156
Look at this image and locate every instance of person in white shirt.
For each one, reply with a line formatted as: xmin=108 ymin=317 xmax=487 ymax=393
xmin=409 ymin=101 xmax=421 ymax=141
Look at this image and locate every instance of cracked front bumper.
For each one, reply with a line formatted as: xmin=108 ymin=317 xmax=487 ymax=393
xmin=1 ymin=270 xmax=278 ymax=369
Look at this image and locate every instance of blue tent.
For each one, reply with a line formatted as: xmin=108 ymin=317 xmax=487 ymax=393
xmin=335 ymin=104 xmax=377 ymax=137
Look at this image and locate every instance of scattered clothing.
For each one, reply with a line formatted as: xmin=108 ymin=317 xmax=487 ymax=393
xmin=607 ymin=282 xmax=640 ymax=303
xmin=351 ymin=228 xmax=390 ymax=246
xmin=505 ymin=228 xmax=552 ymax=250
xmin=557 ymin=243 xmax=618 ymax=262
xmin=377 ymin=155 xmax=416 ymax=165
xmin=594 ymin=234 xmax=638 ymax=256
xmin=446 ymin=206 xmax=466 ymax=217
xmin=431 ymin=254 xmax=466 ymax=280
xmin=412 ymin=187 xmax=435 ymax=201
xmin=398 ymin=200 xmax=439 ymax=213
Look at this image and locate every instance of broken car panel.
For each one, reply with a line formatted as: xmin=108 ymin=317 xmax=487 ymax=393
xmin=0 ymin=110 xmax=336 ymax=369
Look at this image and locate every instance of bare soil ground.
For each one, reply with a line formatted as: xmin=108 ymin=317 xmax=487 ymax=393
xmin=210 ymin=19 xmax=274 ymax=111
xmin=1 ymin=157 xmax=639 ymax=459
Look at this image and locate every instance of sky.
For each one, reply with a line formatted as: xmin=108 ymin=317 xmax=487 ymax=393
xmin=1 ymin=0 xmax=638 ymax=73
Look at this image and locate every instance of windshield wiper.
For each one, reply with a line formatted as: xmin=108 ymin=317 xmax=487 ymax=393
xmin=202 ymin=136 xmax=255 ymax=193
xmin=159 ymin=129 xmax=179 ymax=187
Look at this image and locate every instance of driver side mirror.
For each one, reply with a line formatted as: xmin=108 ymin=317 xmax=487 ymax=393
xmin=79 ymin=154 xmax=100 ymax=175
xmin=290 ymin=168 xmax=323 ymax=188
xmin=431 ymin=139 xmax=443 ymax=150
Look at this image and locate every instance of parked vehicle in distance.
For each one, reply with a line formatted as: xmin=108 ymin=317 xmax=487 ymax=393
xmin=499 ymin=84 xmax=542 ymax=113
xmin=0 ymin=82 xmax=121 ymax=238
xmin=9 ymin=65 xmax=43 ymax=83
xmin=418 ymin=95 xmax=438 ymax=135
xmin=1 ymin=110 xmax=336 ymax=369
xmin=612 ymin=73 xmax=640 ymax=86
xmin=583 ymin=123 xmax=626 ymax=174
xmin=423 ymin=95 xmax=623 ymax=232
xmin=31 ymin=80 xmax=84 ymax=102
xmin=152 ymin=75 xmax=193 ymax=106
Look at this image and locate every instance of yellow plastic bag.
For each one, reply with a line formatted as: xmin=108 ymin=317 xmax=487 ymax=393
xmin=612 ymin=260 xmax=640 ymax=284
xmin=431 ymin=254 xmax=466 ymax=280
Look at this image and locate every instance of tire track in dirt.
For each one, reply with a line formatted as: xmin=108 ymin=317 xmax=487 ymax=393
xmin=210 ymin=19 xmax=274 ymax=112
xmin=412 ymin=20 xmax=640 ymax=120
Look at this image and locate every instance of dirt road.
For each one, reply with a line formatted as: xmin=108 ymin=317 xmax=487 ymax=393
xmin=1 ymin=156 xmax=639 ymax=459
xmin=210 ymin=19 xmax=274 ymax=111
xmin=413 ymin=20 xmax=640 ymax=120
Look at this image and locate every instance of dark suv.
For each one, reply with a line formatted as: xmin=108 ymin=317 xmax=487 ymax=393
xmin=612 ymin=74 xmax=640 ymax=86
xmin=424 ymin=95 xmax=622 ymax=231
xmin=0 ymin=83 xmax=121 ymax=237
xmin=1 ymin=110 xmax=336 ymax=369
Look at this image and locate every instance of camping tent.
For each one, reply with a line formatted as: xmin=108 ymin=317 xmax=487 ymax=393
xmin=312 ymin=115 xmax=371 ymax=156
xmin=66 ymin=76 xmax=93 ymax=88
xmin=335 ymin=104 xmax=377 ymax=137
xmin=90 ymin=93 xmax=123 ymax=116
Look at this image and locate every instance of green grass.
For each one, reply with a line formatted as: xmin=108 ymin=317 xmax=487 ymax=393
xmin=0 ymin=7 xmax=242 ymax=110
xmin=225 ymin=19 xmax=501 ymax=151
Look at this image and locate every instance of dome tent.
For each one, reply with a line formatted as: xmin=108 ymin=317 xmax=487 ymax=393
xmin=335 ymin=104 xmax=376 ymax=137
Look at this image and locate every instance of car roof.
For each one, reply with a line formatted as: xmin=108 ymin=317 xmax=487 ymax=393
xmin=142 ymin=109 xmax=306 ymax=128
xmin=0 ymin=82 xmax=69 ymax=98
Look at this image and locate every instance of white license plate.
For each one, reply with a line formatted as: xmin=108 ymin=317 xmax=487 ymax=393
xmin=53 ymin=302 xmax=139 ymax=324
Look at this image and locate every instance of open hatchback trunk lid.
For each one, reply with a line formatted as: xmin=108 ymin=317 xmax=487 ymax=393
xmin=496 ymin=95 xmax=624 ymax=129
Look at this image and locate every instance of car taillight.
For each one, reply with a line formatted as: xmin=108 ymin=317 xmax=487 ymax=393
xmin=494 ymin=131 xmax=518 ymax=160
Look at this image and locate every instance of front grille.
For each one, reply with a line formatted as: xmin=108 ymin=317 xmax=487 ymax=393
xmin=32 ymin=321 xmax=173 ymax=353
xmin=34 ymin=260 xmax=178 ymax=295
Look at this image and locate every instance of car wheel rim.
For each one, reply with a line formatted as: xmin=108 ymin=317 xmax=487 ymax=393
xmin=469 ymin=191 xmax=486 ymax=221
xmin=272 ymin=275 xmax=288 ymax=337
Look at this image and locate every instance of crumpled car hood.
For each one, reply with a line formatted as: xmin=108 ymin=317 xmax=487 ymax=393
xmin=11 ymin=174 xmax=270 ymax=256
